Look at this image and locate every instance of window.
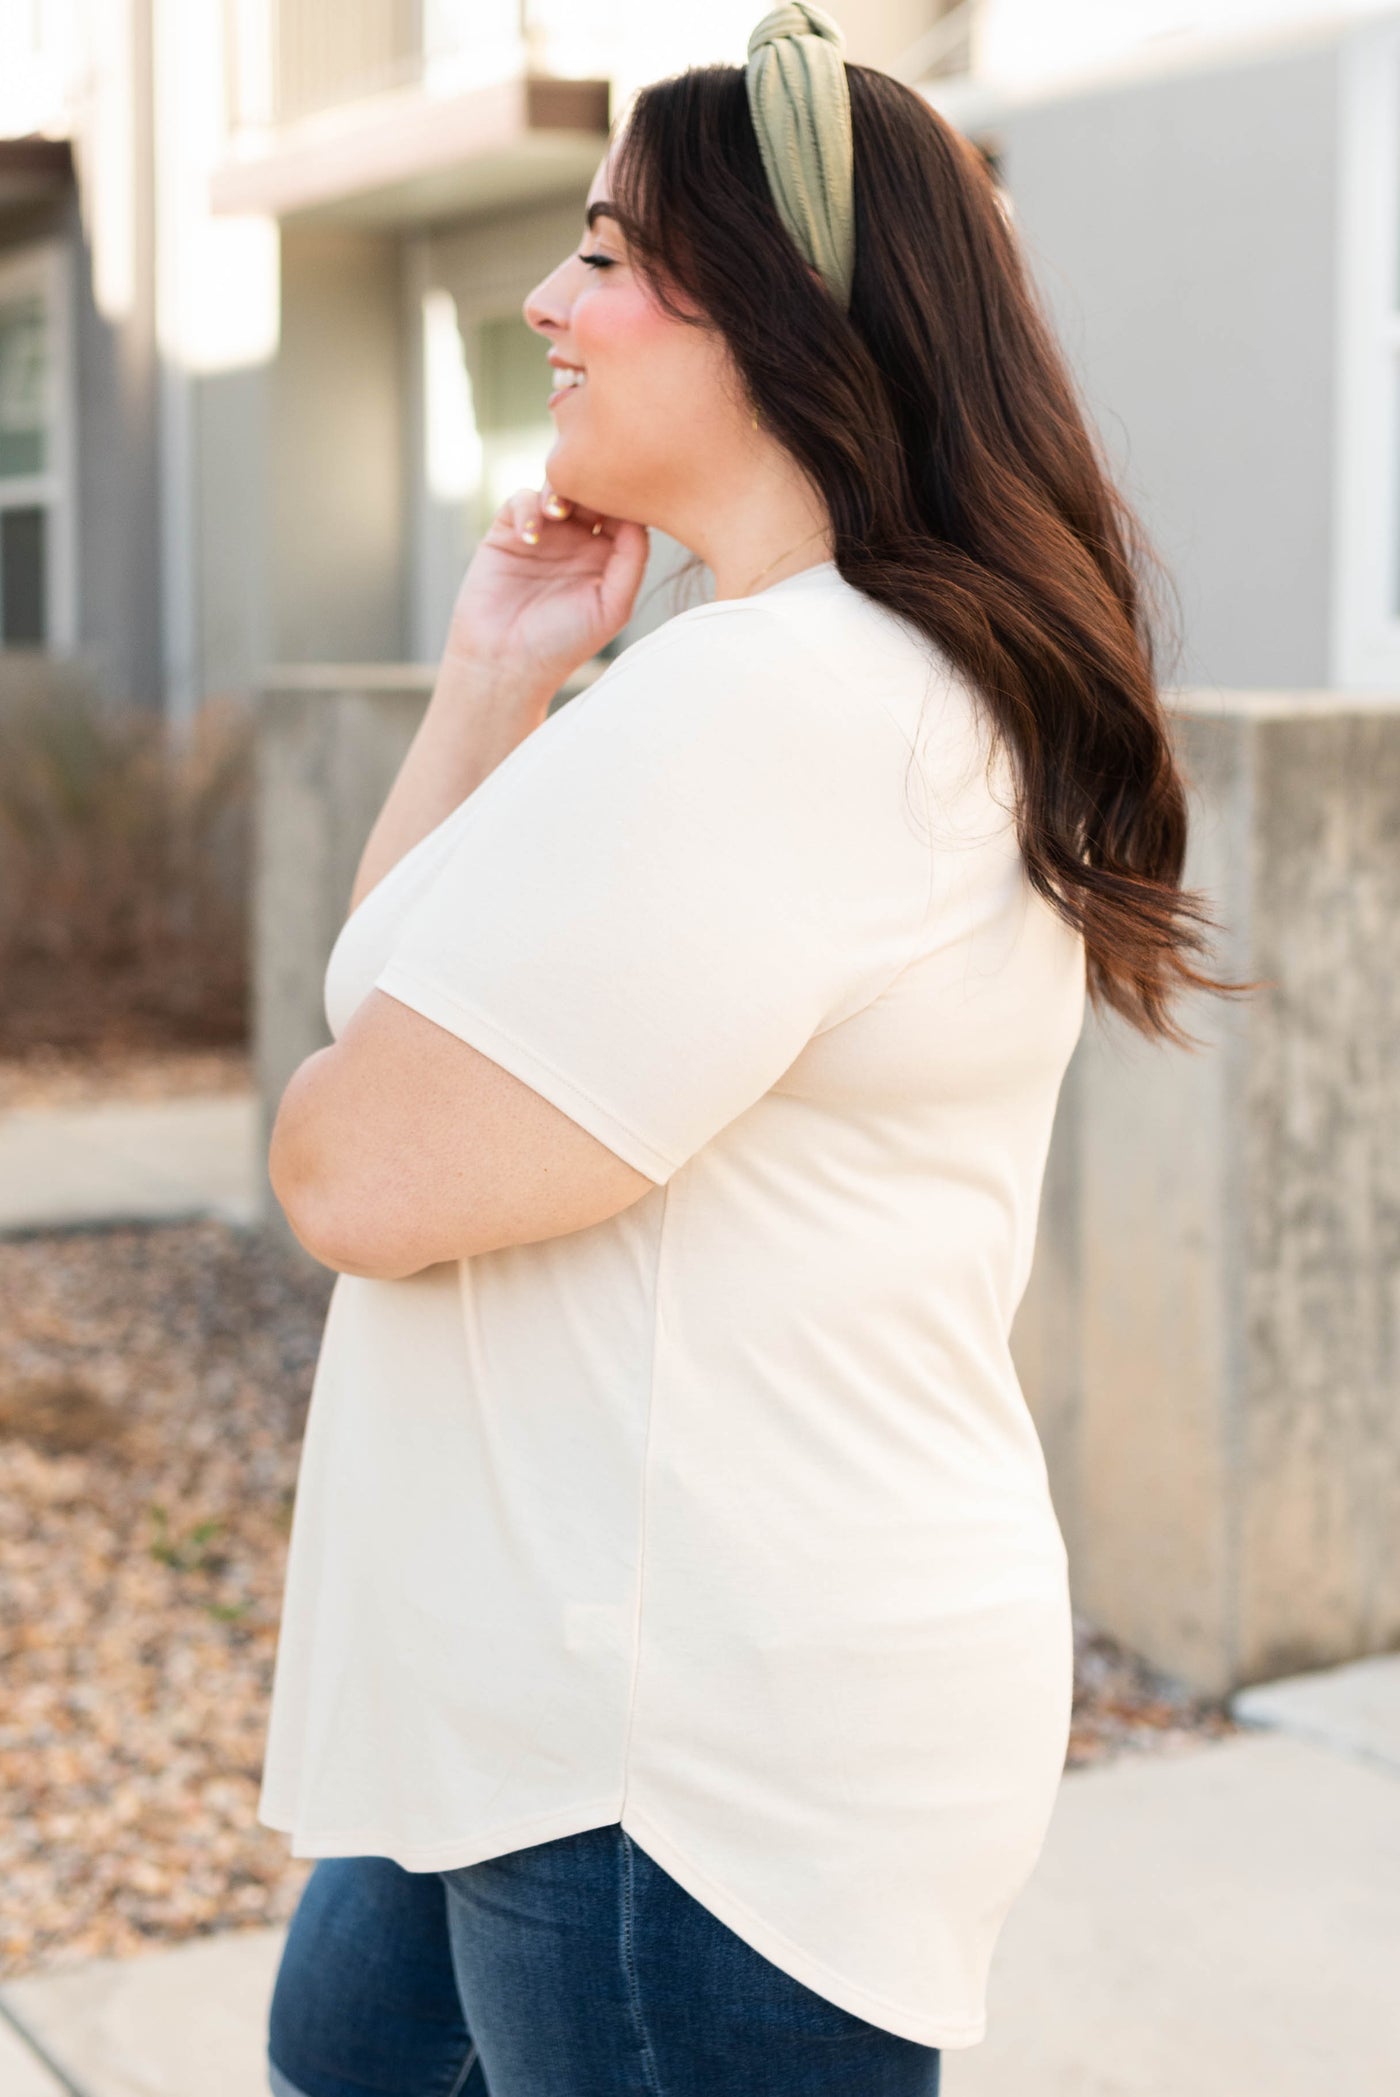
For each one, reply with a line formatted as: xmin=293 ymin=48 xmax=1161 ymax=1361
xmin=1 ymin=508 xmax=45 ymax=644
xmin=0 ymin=245 xmax=73 ymax=651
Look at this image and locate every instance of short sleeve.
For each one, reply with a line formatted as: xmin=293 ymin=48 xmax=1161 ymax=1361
xmin=371 ymin=603 xmax=932 ymax=1184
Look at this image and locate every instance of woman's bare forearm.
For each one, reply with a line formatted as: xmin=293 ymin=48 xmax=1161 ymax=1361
xmin=347 ymin=650 xmax=557 ymax=918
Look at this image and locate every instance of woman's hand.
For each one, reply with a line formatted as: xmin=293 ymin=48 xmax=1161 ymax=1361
xmin=444 ymin=481 xmax=651 ymax=694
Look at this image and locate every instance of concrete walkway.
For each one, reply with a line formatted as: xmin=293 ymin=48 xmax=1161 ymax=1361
xmin=2 ymin=1651 xmax=1397 ymax=2097
xmin=0 ymin=1929 xmax=284 ymax=2097
xmin=0 ymin=1092 xmax=260 ymax=1233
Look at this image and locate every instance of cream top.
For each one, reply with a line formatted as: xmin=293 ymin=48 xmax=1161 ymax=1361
xmin=259 ymin=559 xmax=1086 ymax=2051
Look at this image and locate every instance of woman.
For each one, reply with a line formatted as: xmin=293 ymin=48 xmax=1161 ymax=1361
xmin=260 ymin=8 xmax=1224 ymax=2094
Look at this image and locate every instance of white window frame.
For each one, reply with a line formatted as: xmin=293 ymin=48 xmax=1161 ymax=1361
xmin=1331 ymin=16 xmax=1400 ymax=690
xmin=0 ymin=238 xmax=77 ymax=652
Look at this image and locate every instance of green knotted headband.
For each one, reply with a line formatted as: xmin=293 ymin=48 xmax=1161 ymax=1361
xmin=745 ymin=3 xmax=855 ymax=312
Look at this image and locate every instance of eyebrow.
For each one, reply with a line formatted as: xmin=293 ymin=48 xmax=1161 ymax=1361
xmin=585 ymin=203 xmax=622 ymax=231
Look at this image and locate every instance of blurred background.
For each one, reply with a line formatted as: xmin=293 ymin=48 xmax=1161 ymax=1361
xmin=0 ymin=4 xmax=1396 ymax=2093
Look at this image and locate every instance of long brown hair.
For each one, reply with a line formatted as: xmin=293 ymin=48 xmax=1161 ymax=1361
xmin=607 ymin=61 xmax=1233 ymax=1041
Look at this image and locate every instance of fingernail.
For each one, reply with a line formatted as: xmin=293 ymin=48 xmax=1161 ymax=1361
xmin=543 ymin=493 xmax=569 ymax=519
xmin=591 ymin=521 xmax=603 ymax=536
xmin=522 ymin=524 xmax=539 ymax=544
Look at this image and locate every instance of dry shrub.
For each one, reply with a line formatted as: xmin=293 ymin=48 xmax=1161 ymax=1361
xmin=0 ymin=683 xmax=252 ymax=1055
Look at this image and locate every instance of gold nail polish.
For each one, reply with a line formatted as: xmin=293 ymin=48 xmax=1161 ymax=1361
xmin=522 ymin=525 xmax=539 ymax=544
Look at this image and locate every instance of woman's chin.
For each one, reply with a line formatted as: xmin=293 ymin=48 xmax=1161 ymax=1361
xmin=543 ymin=433 xmax=581 ymax=496
xmin=542 ymin=444 xmax=603 ymax=516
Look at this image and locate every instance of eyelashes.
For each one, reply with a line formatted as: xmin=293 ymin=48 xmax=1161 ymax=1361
xmin=578 ymin=253 xmax=615 ymax=269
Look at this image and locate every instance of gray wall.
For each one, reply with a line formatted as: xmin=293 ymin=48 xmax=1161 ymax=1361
xmin=71 ymin=0 xmax=165 ymax=710
xmin=172 ymin=227 xmax=409 ymax=711
xmin=192 ymin=365 xmax=272 ymax=701
xmin=998 ymin=34 xmax=1341 ymax=691
xmin=268 ymin=227 xmax=408 ymax=665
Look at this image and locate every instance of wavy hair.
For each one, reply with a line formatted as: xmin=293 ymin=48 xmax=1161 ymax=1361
xmin=606 ymin=61 xmax=1235 ymax=1041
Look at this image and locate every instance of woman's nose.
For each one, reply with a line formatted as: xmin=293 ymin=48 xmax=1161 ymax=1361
xmin=523 ymin=265 xmax=571 ymax=338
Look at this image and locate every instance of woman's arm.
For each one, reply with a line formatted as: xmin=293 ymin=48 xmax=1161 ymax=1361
xmin=269 ymin=482 xmax=654 ymax=1273
xmin=269 ymin=997 xmax=658 ymax=1277
xmin=346 ymin=480 xmax=648 ymax=914
xmin=346 ymin=649 xmax=556 ymax=917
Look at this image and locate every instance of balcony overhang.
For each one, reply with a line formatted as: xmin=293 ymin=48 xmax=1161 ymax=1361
xmin=209 ymin=73 xmax=610 ymax=228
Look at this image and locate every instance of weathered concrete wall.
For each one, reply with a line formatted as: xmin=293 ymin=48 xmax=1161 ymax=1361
xmin=1014 ymin=692 xmax=1400 ymax=1695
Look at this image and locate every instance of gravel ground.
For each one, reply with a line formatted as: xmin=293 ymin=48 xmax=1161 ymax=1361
xmin=0 ymin=1108 xmax=1240 ymax=1979
xmin=0 ymin=1216 xmax=330 ymax=1978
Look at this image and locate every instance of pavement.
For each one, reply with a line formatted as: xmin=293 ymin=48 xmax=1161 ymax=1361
xmin=0 ymin=1093 xmax=261 ymax=1234
xmin=0 ymin=1651 xmax=1395 ymax=2097
xmin=1 ymin=1092 xmax=1396 ymax=2093
xmin=0 ymin=1929 xmax=285 ymax=2097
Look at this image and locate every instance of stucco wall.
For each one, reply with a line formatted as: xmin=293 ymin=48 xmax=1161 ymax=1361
xmin=268 ymin=227 xmax=408 ymax=665
xmin=998 ymin=35 xmax=1340 ymax=690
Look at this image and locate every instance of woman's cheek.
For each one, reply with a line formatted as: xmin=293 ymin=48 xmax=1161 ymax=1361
xmin=578 ymin=281 xmax=675 ymax=364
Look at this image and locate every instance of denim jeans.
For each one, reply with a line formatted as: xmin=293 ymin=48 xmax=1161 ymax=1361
xmin=267 ymin=1824 xmax=942 ymax=2097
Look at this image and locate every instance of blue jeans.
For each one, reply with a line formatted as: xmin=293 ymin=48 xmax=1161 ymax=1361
xmin=267 ymin=1824 xmax=942 ymax=2097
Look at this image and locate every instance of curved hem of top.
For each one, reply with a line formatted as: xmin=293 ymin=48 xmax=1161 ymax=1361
xmin=258 ymin=1789 xmax=987 ymax=2051
xmin=617 ymin=1801 xmax=987 ymax=2053
xmin=257 ymin=1792 xmax=626 ymax=1871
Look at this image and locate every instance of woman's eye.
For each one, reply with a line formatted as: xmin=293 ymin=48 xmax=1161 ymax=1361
xmin=577 ymin=252 xmax=614 ymax=270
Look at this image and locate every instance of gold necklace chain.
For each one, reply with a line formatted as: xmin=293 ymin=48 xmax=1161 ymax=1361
xmin=741 ymin=528 xmax=829 ymax=603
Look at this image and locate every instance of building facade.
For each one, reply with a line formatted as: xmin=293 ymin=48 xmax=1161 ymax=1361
xmin=934 ymin=8 xmax=1400 ymax=694
xmin=0 ymin=0 xmax=973 ymax=721
xmin=5 ymin=3 xmax=1396 ymax=709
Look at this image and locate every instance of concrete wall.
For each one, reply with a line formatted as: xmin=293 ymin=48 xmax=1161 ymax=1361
xmin=1014 ymin=693 xmax=1400 ymax=1696
xmin=997 ymin=34 xmax=1341 ymax=690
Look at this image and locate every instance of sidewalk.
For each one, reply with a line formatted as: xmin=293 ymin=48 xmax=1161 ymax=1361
xmin=0 ymin=1091 xmax=260 ymax=1234
xmin=954 ymin=1662 xmax=1400 ymax=2094
xmin=0 ymin=1929 xmax=284 ymax=2097
xmin=2 ymin=1652 xmax=1397 ymax=2097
